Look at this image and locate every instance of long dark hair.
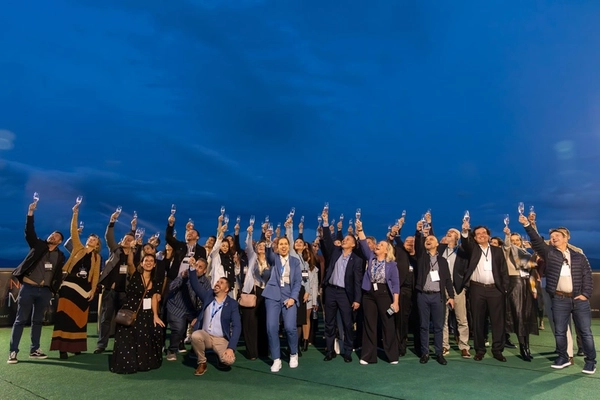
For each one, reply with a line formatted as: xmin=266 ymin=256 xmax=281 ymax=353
xmin=303 ymin=241 xmax=317 ymax=272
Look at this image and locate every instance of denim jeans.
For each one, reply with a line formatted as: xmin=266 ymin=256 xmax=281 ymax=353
xmin=552 ymin=295 xmax=596 ymax=364
xmin=10 ymin=283 xmax=53 ymax=353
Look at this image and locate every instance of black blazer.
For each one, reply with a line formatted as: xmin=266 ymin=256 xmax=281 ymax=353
xmin=321 ymin=226 xmax=364 ymax=304
xmin=12 ymin=216 xmax=65 ymax=294
xmin=459 ymin=231 xmax=509 ymax=293
xmin=165 ymin=224 xmax=207 ymax=281
xmin=391 ymin=232 xmax=415 ymax=289
xmin=437 ymin=242 xmax=470 ymax=294
xmin=414 ymin=231 xmax=454 ymax=301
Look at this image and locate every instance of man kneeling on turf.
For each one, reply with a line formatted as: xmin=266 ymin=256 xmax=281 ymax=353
xmin=188 ymin=257 xmax=241 ymax=376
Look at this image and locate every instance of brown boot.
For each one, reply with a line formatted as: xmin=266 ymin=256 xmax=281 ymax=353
xmin=194 ymin=363 xmax=207 ymax=376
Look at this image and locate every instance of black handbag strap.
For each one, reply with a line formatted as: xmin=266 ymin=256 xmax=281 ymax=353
xmin=134 ymin=275 xmax=152 ymax=315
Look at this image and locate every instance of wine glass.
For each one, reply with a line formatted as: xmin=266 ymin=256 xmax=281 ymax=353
xmin=339 ymin=213 xmax=344 ymax=221
xmin=220 ymin=206 xmax=226 ymax=216
xmin=331 ymin=219 xmax=335 ymax=226
xmin=290 ymin=207 xmax=296 ymax=217
xmin=139 ymin=227 xmax=145 ymax=237
xmin=518 ymin=202 xmax=524 ymax=215
xmin=76 ymin=195 xmax=83 ymax=204
xmin=116 ymin=205 xmax=122 ymax=213
xmin=133 ymin=211 xmax=138 ymax=219
xmin=135 ymin=228 xmax=142 ymax=240
xmin=355 ymin=208 xmax=361 ymax=220
xmin=504 ymin=214 xmax=510 ymax=227
xmin=463 ymin=210 xmax=470 ymax=223
xmin=401 ymin=209 xmax=406 ymax=218
xmin=529 ymin=205 xmax=535 ymax=216
xmin=317 ymin=215 xmax=323 ymax=226
xmin=33 ymin=192 xmax=40 ymax=203
xmin=300 ymin=215 xmax=305 ymax=223
xmin=276 ymin=223 xmax=281 ymax=230
xmin=171 ymin=204 xmax=176 ymax=215
xmin=236 ymin=215 xmax=241 ymax=224
xmin=79 ymin=221 xmax=84 ymax=230
xmin=348 ymin=218 xmax=353 ymax=226
xmin=267 ymin=223 xmax=274 ymax=233
xmin=154 ymin=232 xmax=160 ymax=238
xmin=188 ymin=218 xmax=194 ymax=225
xmin=249 ymin=215 xmax=255 ymax=226
xmin=223 ymin=214 xmax=230 ymax=225
xmin=264 ymin=215 xmax=270 ymax=223
xmin=324 ymin=202 xmax=329 ymax=211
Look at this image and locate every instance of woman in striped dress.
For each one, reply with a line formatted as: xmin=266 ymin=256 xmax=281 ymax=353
xmin=50 ymin=203 xmax=101 ymax=358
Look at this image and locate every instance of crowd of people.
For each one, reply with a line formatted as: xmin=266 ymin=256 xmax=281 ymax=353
xmin=6 ymin=199 xmax=598 ymax=376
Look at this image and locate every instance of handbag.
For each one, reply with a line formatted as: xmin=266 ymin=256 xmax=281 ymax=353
xmin=115 ymin=276 xmax=151 ymax=326
xmin=238 ymin=293 xmax=257 ymax=308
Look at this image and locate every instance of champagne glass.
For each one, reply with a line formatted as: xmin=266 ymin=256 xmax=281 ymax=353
xmin=79 ymin=221 xmax=84 ymax=230
xmin=529 ymin=205 xmax=535 ymax=216
xmin=339 ymin=213 xmax=344 ymax=221
xmin=223 ymin=214 xmax=230 ymax=225
xmin=236 ymin=215 xmax=241 ymax=224
xmin=276 ymin=222 xmax=281 ymax=230
xmin=355 ymin=208 xmax=361 ymax=220
xmin=463 ymin=210 xmax=470 ymax=223
xmin=317 ymin=215 xmax=323 ymax=226
xmin=264 ymin=215 xmax=270 ymax=223
xmin=76 ymin=195 xmax=83 ymax=204
xmin=249 ymin=215 xmax=255 ymax=226
xmin=33 ymin=192 xmax=40 ymax=203
xmin=188 ymin=218 xmax=194 ymax=225
xmin=290 ymin=207 xmax=296 ymax=217
xmin=331 ymin=219 xmax=335 ymax=226
xmin=401 ymin=209 xmax=406 ymax=218
xmin=154 ymin=232 xmax=160 ymax=238
xmin=348 ymin=218 xmax=353 ymax=226
xmin=300 ymin=215 xmax=305 ymax=223
xmin=324 ymin=202 xmax=329 ymax=212
xmin=267 ymin=223 xmax=274 ymax=233
xmin=518 ymin=202 xmax=524 ymax=215
xmin=504 ymin=214 xmax=510 ymax=227
xmin=133 ymin=210 xmax=138 ymax=219
xmin=135 ymin=228 xmax=142 ymax=240
xmin=171 ymin=204 xmax=176 ymax=215
xmin=116 ymin=205 xmax=122 ymax=213
xmin=220 ymin=206 xmax=226 ymax=216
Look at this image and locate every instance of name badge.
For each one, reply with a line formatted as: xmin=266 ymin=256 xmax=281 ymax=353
xmin=430 ymin=270 xmax=440 ymax=282
xmin=119 ymin=265 xmax=127 ymax=274
xmin=143 ymin=298 xmax=151 ymax=310
xmin=44 ymin=263 xmax=53 ymax=270
xmin=281 ymin=280 xmax=285 ymax=287
xmin=560 ymin=263 xmax=571 ymax=277
xmin=483 ymin=258 xmax=492 ymax=271
xmin=373 ymin=283 xmax=378 ymax=291
xmin=302 ymin=271 xmax=309 ymax=278
xmin=519 ymin=269 xmax=529 ymax=278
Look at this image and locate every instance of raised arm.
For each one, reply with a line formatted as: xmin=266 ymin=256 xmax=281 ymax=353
xmin=69 ymin=205 xmax=83 ymax=250
xmin=25 ymin=203 xmax=38 ymax=248
xmin=519 ymin=214 xmax=550 ymax=260
xmin=105 ymin=212 xmax=120 ymax=253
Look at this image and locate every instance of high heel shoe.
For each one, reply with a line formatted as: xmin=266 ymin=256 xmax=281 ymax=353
xmin=302 ymin=339 xmax=309 ymax=352
xmin=519 ymin=344 xmax=531 ymax=362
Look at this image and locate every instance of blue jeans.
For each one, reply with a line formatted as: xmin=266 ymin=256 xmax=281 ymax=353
xmin=552 ymin=295 xmax=596 ymax=364
xmin=167 ymin=312 xmax=192 ymax=353
xmin=417 ymin=292 xmax=445 ymax=356
xmin=10 ymin=284 xmax=53 ymax=353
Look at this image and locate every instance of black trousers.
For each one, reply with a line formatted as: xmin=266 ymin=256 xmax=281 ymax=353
xmin=240 ymin=286 xmax=268 ymax=359
xmin=97 ymin=289 xmax=127 ymax=349
xmin=361 ymin=286 xmax=399 ymax=363
xmin=395 ymin=286 xmax=413 ymax=355
xmin=324 ymin=285 xmax=354 ymax=356
xmin=470 ymin=282 xmax=505 ymax=355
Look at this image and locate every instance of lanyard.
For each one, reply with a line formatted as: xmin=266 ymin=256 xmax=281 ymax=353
xmin=371 ymin=259 xmax=385 ymax=278
xmin=481 ymin=246 xmax=490 ymax=261
xmin=430 ymin=258 xmax=438 ymax=271
xmin=280 ymin=257 xmax=288 ymax=276
xmin=209 ymin=300 xmax=224 ymax=328
xmin=444 ymin=247 xmax=456 ymax=259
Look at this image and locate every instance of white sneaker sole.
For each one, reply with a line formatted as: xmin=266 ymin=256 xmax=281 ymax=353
xmin=551 ymin=363 xmax=571 ymax=369
xmin=582 ymin=368 xmax=596 ymax=375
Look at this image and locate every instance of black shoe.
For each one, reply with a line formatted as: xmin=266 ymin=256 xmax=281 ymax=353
xmin=505 ymin=339 xmax=517 ymax=349
xmin=343 ymin=354 xmax=352 ymax=363
xmin=419 ymin=354 xmax=429 ymax=364
xmin=577 ymin=349 xmax=585 ymax=357
xmin=59 ymin=352 xmax=68 ymax=359
xmin=324 ymin=352 xmax=337 ymax=361
xmin=436 ymin=355 xmax=447 ymax=365
xmin=93 ymin=348 xmax=105 ymax=354
xmin=74 ymin=352 xmax=82 ymax=356
xmin=519 ymin=344 xmax=531 ymax=362
xmin=493 ymin=353 xmax=507 ymax=362
xmin=302 ymin=340 xmax=309 ymax=352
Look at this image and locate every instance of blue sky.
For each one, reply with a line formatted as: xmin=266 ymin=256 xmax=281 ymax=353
xmin=1 ymin=0 xmax=600 ymax=262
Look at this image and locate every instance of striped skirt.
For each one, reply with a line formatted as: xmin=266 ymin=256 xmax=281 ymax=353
xmin=50 ymin=275 xmax=91 ymax=353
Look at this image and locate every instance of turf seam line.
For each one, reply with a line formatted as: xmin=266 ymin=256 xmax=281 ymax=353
xmin=0 ymin=378 xmax=49 ymax=399
xmin=234 ymin=365 xmax=405 ymax=399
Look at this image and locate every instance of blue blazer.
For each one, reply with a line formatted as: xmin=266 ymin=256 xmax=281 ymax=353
xmin=261 ymin=247 xmax=302 ymax=305
xmin=189 ymin=269 xmax=242 ymax=351
xmin=359 ymin=239 xmax=400 ymax=295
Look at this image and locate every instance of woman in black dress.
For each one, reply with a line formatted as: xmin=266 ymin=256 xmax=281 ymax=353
xmin=111 ymin=253 xmax=165 ymax=374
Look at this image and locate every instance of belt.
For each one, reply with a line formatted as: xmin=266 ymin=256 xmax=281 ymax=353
xmin=470 ymin=280 xmax=495 ymax=288
xmin=555 ymin=290 xmax=572 ymax=298
xmin=328 ymin=285 xmax=345 ymax=290
xmin=421 ymin=290 xmax=440 ymax=294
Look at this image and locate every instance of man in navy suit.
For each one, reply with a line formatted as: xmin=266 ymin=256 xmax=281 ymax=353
xmin=321 ymin=211 xmax=364 ymax=363
xmin=188 ymin=259 xmax=241 ymax=376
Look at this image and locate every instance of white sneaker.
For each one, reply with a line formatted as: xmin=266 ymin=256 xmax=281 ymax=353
xmin=359 ymin=359 xmax=369 ymax=365
xmin=7 ymin=351 xmax=18 ymax=364
xmin=289 ymin=354 xmax=298 ymax=369
xmin=334 ymin=339 xmax=341 ymax=355
xmin=270 ymin=358 xmax=282 ymax=372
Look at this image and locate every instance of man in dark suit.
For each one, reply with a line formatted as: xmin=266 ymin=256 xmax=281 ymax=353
xmin=321 ymin=211 xmax=364 ymax=363
xmin=165 ymin=214 xmax=207 ymax=281
xmin=189 ymin=261 xmax=241 ymax=376
xmin=9 ymin=202 xmax=65 ymax=364
xmin=459 ymin=220 xmax=509 ymax=362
